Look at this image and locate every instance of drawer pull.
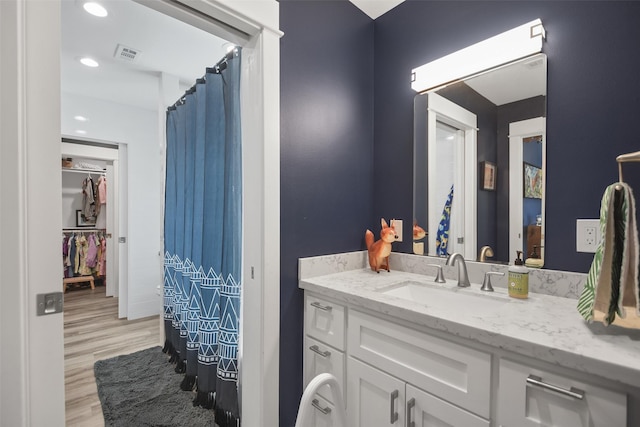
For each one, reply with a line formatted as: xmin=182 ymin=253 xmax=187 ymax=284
xmin=526 ymin=375 xmax=585 ymax=400
xmin=312 ymin=398 xmax=332 ymax=415
xmin=310 ymin=301 xmax=333 ymax=311
xmin=309 ymin=345 xmax=331 ymax=358
xmin=406 ymin=397 xmax=416 ymax=427
xmin=389 ymin=389 xmax=399 ymax=423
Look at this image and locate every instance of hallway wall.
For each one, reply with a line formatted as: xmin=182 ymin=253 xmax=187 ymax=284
xmin=62 ymin=92 xmax=163 ymax=319
xmin=279 ymin=0 xmax=375 ymax=424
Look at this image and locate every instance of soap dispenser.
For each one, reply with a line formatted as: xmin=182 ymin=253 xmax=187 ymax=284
xmin=508 ymin=250 xmax=529 ymax=299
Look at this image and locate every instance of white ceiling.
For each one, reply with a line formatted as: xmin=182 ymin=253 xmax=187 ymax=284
xmin=61 ymin=0 xmax=230 ymax=111
xmin=349 ymin=0 xmax=405 ymax=19
xmin=62 ymin=0 xmax=541 ymax=116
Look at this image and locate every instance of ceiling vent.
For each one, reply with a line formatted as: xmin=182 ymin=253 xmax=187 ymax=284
xmin=114 ymin=44 xmax=140 ymax=62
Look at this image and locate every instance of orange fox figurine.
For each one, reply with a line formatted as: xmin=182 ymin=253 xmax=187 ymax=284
xmin=413 ymin=220 xmax=426 ymax=240
xmin=365 ymin=218 xmax=397 ymax=273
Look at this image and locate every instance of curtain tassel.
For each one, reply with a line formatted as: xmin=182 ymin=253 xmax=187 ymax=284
xmin=168 ymin=348 xmax=178 ymax=364
xmin=180 ymin=374 xmax=196 ymax=391
xmin=174 ymin=359 xmax=186 ymax=374
xmin=162 ymin=339 xmax=173 ymax=354
xmin=193 ymin=391 xmax=214 ymax=409
xmin=214 ymin=406 xmax=241 ymax=427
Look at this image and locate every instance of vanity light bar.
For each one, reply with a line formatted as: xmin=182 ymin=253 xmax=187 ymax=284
xmin=411 ymin=19 xmax=545 ymax=93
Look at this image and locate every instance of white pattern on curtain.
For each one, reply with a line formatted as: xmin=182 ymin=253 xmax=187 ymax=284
xmin=163 ymin=47 xmax=242 ymax=427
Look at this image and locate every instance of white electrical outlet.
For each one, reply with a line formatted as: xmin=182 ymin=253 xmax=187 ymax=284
xmin=576 ymin=219 xmax=600 ymax=253
xmin=392 ymin=219 xmax=403 ymax=242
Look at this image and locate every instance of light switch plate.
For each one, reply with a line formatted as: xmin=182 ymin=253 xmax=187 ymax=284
xmin=576 ymin=219 xmax=600 ymax=253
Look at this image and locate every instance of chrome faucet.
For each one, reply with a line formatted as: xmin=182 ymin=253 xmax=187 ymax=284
xmin=446 ymin=253 xmax=471 ymax=287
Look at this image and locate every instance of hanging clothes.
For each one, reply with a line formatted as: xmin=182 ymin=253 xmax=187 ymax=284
xmin=164 ymin=47 xmax=242 ymax=427
xmin=82 ymin=176 xmax=96 ymax=220
xmin=95 ymin=176 xmax=107 ymax=217
xmin=62 ymin=230 xmax=106 ymax=281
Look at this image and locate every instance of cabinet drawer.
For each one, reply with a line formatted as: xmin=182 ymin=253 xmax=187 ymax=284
xmin=497 ymin=358 xmax=627 ymax=427
xmin=304 ymin=335 xmax=345 ymax=405
xmin=348 ymin=310 xmax=491 ymax=418
xmin=305 ymin=294 xmax=345 ymax=351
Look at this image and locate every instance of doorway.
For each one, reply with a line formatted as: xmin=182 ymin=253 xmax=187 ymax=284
xmin=57 ymin=0 xmax=282 ymax=425
xmin=426 ymin=92 xmax=478 ymax=259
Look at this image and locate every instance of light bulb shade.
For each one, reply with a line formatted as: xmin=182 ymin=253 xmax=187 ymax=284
xmin=411 ymin=19 xmax=545 ymax=93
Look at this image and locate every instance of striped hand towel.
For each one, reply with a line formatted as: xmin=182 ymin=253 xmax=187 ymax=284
xmin=577 ymin=182 xmax=640 ymax=325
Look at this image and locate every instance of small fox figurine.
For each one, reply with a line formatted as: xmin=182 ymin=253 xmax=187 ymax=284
xmin=365 ymin=218 xmax=397 ymax=273
xmin=413 ymin=220 xmax=426 ymax=241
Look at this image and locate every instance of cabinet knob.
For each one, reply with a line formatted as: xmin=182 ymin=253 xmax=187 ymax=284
xmin=309 ymin=345 xmax=331 ymax=358
xmin=310 ymin=301 xmax=332 ymax=311
xmin=526 ymin=374 xmax=585 ymax=400
xmin=311 ymin=398 xmax=332 ymax=415
xmin=406 ymin=397 xmax=416 ymax=427
xmin=389 ymin=389 xmax=399 ymax=423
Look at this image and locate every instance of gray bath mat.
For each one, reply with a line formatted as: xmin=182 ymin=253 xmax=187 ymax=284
xmin=94 ymin=346 xmax=217 ymax=427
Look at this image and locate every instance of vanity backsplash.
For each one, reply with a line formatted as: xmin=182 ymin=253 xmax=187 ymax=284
xmin=299 ymin=251 xmax=586 ymax=300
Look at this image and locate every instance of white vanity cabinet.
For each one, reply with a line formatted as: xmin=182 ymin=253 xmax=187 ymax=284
xmin=347 ymin=357 xmax=488 ymax=427
xmin=347 ymin=309 xmax=491 ymax=426
xmin=497 ymin=358 xmax=626 ymax=427
xmin=303 ymin=293 xmax=346 ymax=426
xmin=302 ymin=290 xmax=630 ymax=427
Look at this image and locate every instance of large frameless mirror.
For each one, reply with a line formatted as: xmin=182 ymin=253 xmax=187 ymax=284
xmin=412 ymin=25 xmax=547 ymax=266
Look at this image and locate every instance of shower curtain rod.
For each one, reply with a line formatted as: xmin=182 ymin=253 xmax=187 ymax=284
xmin=168 ymin=48 xmax=239 ymax=111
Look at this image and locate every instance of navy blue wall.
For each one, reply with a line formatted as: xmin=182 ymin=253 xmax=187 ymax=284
xmin=374 ymin=1 xmax=640 ymax=272
xmin=280 ymin=1 xmax=640 ymax=425
xmin=280 ymin=1 xmax=374 ymax=425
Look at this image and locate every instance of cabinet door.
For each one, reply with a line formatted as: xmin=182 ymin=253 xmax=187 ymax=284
xmin=348 ymin=357 xmax=405 ymax=427
xmin=498 ymin=359 xmax=626 ymax=427
xmin=406 ymin=384 xmax=489 ymax=427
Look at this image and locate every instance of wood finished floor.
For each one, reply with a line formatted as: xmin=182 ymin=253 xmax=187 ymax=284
xmin=64 ymin=285 xmax=160 ymax=426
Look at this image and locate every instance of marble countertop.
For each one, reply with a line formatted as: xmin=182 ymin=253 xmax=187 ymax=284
xmin=300 ymin=266 xmax=640 ymax=390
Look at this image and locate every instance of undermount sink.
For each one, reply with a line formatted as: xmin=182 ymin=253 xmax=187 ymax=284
xmin=379 ymin=280 xmax=510 ymax=314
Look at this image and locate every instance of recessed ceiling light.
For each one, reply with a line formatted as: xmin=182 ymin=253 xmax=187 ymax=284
xmin=74 ymin=115 xmax=88 ymax=122
xmin=76 ymin=130 xmax=87 ymax=135
xmin=83 ymin=2 xmax=108 ymax=17
xmin=79 ymin=57 xmax=99 ymax=68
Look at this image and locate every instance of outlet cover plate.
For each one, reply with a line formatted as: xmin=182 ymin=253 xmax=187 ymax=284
xmin=393 ymin=219 xmax=403 ymax=242
xmin=576 ymin=219 xmax=600 ymax=253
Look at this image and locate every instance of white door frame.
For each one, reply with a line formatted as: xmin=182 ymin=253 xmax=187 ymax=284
xmin=1 ymin=0 xmax=281 ymax=425
xmin=60 ymin=140 xmax=122 ymax=303
xmin=427 ymin=93 xmax=478 ymax=260
xmin=509 ymin=117 xmax=546 ymax=263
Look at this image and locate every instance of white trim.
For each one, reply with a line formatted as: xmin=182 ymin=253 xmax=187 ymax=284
xmin=427 ymin=93 xmax=477 ymax=260
xmin=130 ymin=0 xmax=281 ymax=424
xmin=2 ymin=0 xmax=281 ymax=425
xmin=1 ymin=0 xmax=30 ymax=424
xmin=1 ymin=0 xmax=65 ymax=425
xmin=509 ymin=117 xmax=546 ymax=264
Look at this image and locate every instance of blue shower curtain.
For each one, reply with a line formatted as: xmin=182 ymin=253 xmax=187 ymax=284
xmin=163 ymin=48 xmax=242 ymax=427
